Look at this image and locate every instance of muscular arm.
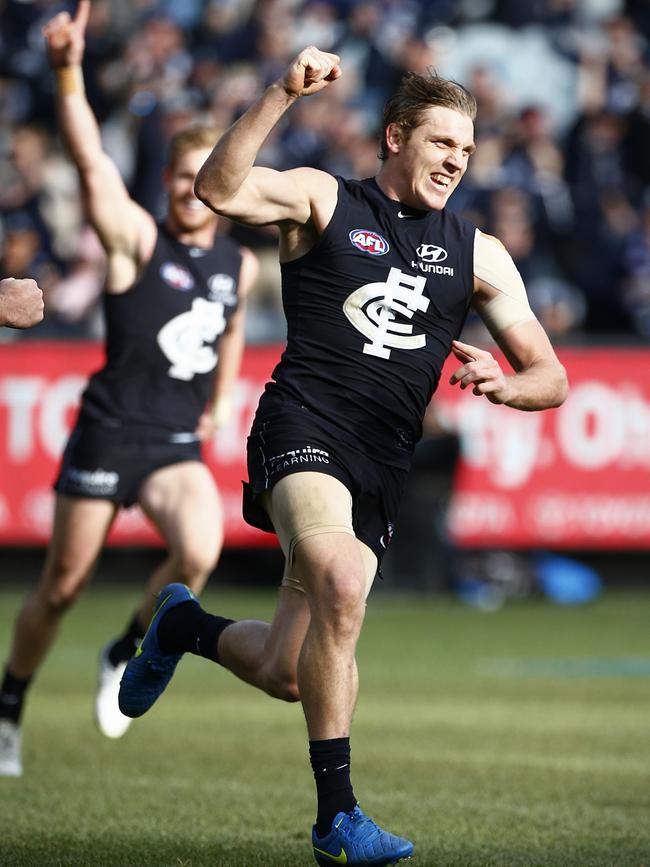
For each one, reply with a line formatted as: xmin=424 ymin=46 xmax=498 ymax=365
xmin=194 ymin=48 xmax=341 ymax=255
xmin=449 ymin=231 xmax=568 ymax=410
xmin=484 ymin=320 xmax=568 ymax=410
xmin=44 ymin=2 xmax=154 ymax=288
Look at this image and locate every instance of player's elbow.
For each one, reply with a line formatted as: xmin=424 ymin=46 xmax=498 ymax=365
xmin=548 ymin=361 xmax=569 ymax=408
xmin=193 ymin=175 xmax=217 ymax=212
xmin=193 ymin=173 xmax=230 ymax=216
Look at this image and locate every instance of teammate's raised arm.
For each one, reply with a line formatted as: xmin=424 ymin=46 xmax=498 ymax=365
xmin=43 ymin=0 xmax=151 ymax=263
xmin=194 ymin=46 xmax=341 ymax=230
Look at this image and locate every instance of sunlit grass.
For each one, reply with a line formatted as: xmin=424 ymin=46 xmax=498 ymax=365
xmin=1 ymin=585 xmax=649 ymax=866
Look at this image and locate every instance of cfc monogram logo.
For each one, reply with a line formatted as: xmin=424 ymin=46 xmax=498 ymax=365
xmin=157 ymin=297 xmax=226 ymax=380
xmin=342 ymin=267 xmax=429 ymax=359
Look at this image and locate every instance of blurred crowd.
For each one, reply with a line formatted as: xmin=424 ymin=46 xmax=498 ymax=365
xmin=0 ymin=0 xmax=649 ymax=344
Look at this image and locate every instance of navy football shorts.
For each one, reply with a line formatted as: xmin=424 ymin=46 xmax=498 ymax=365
xmin=54 ymin=415 xmax=203 ymax=508
xmin=243 ymin=400 xmax=407 ymax=563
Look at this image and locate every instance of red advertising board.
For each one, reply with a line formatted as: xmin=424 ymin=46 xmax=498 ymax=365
xmin=435 ymin=348 xmax=650 ymax=548
xmin=0 ymin=342 xmax=281 ymax=547
xmin=1 ymin=343 xmax=649 ymax=548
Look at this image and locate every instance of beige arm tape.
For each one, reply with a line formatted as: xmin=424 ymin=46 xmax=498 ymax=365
xmin=473 ymin=230 xmax=536 ymax=338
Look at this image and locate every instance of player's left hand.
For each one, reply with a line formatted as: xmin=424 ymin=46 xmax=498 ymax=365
xmin=195 ymin=411 xmax=217 ymax=442
xmin=449 ymin=339 xmax=511 ymax=405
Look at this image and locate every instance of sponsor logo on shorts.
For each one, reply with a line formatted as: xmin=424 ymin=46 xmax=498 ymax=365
xmin=349 ymin=229 xmax=389 ymax=256
xmin=267 ymin=446 xmax=330 ymax=474
xmin=63 ymin=466 xmax=119 ymax=496
xmin=161 ymin=262 xmax=195 ymax=291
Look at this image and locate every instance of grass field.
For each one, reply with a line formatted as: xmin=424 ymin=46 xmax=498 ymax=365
xmin=1 ymin=584 xmax=649 ymax=867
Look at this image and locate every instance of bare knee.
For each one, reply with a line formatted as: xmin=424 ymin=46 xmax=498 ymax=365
xmin=172 ymin=545 xmax=219 ymax=586
xmin=38 ymin=562 xmax=89 ymax=614
xmin=313 ymin=574 xmax=366 ymax=640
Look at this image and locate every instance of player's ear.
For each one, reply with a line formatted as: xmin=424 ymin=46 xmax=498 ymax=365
xmin=385 ymin=123 xmax=403 ymax=156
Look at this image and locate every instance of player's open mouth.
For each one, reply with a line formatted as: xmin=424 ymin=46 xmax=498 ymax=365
xmin=182 ymin=199 xmax=206 ymax=211
xmin=430 ymin=173 xmax=451 ymax=189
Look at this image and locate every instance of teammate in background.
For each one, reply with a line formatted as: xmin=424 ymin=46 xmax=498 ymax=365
xmin=0 ymin=277 xmax=44 ymax=328
xmin=0 ymin=0 xmax=257 ymax=778
xmin=119 ymin=47 xmax=568 ymax=865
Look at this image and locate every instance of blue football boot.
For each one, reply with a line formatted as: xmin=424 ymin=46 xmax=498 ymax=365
xmin=312 ymin=806 xmax=414 ymax=865
xmin=118 ymin=582 xmax=196 ymax=718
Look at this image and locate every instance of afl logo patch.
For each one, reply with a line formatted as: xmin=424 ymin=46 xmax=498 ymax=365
xmin=161 ymin=262 xmax=194 ymax=291
xmin=349 ymin=229 xmax=389 ymax=256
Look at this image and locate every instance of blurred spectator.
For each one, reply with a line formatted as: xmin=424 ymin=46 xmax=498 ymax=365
xmin=0 ymin=211 xmax=60 ymax=301
xmin=624 ymin=69 xmax=650 ymax=193
xmin=468 ymin=64 xmax=515 ymax=137
xmin=1 ymin=125 xmax=58 ymax=253
xmin=0 ymin=0 xmax=648 ymax=343
xmin=621 ymin=193 xmax=650 ymax=337
xmin=42 ymin=225 xmax=107 ymax=337
xmin=572 ymin=186 xmax=637 ymax=333
xmin=488 ymin=187 xmax=586 ymax=340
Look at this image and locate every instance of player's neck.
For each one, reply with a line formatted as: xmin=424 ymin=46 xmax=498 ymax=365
xmin=375 ymin=166 xmax=425 ymax=211
xmin=164 ymin=215 xmax=219 ymax=249
xmin=374 ymin=167 xmax=402 ymax=205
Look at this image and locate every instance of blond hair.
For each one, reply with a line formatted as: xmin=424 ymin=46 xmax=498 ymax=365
xmin=379 ymin=72 xmax=477 ymax=160
xmin=167 ymin=125 xmax=222 ymax=169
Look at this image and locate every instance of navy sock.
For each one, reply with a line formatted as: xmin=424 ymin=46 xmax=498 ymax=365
xmin=156 ymin=600 xmax=234 ymax=664
xmin=107 ymin=612 xmax=146 ymax=666
xmin=310 ymin=737 xmax=357 ymax=837
xmin=0 ymin=668 xmax=32 ymax=724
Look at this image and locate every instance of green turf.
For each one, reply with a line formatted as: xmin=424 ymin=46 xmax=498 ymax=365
xmin=1 ymin=584 xmax=649 ymax=866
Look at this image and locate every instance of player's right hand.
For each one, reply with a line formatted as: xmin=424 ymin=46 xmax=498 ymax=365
xmin=0 ymin=278 xmax=44 ymax=329
xmin=281 ymin=46 xmax=341 ymax=99
xmin=42 ymin=0 xmax=90 ymax=69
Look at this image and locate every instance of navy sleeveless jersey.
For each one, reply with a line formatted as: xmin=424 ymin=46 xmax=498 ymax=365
xmin=259 ymin=177 xmax=475 ymax=468
xmin=81 ymin=224 xmax=242 ymax=433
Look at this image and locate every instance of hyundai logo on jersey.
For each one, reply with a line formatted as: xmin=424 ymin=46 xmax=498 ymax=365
xmin=160 ymin=262 xmax=195 ymax=291
xmin=208 ymin=273 xmax=237 ymax=304
xmin=349 ymin=229 xmax=389 ymax=256
xmin=416 ymin=244 xmax=448 ymax=263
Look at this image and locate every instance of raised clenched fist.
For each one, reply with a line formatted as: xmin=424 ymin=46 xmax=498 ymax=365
xmin=281 ymin=46 xmax=342 ymax=99
xmin=0 ymin=277 xmax=45 ymax=328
